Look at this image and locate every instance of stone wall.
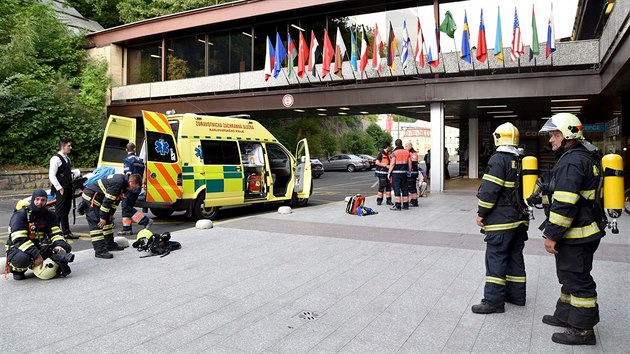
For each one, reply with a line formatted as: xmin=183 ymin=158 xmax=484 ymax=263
xmin=0 ymin=168 xmax=93 ymax=191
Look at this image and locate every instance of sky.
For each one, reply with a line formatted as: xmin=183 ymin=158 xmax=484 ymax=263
xmin=351 ymin=0 xmax=578 ymax=53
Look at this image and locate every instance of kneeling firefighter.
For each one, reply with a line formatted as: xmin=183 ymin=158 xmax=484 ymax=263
xmin=472 ymin=122 xmax=529 ymax=314
xmin=80 ymin=174 xmax=141 ymax=259
xmin=5 ymin=189 xmax=74 ymax=280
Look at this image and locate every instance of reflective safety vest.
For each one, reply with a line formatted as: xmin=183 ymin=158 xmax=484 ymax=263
xmin=376 ymin=150 xmax=390 ymax=175
xmin=391 ymin=147 xmax=410 ymax=173
xmin=410 ymin=151 xmax=419 ymax=172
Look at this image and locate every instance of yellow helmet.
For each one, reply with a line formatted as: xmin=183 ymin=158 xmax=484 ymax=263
xmin=493 ymin=122 xmax=520 ymax=147
xmin=539 ymin=113 xmax=584 ymax=140
xmin=32 ymin=258 xmax=59 ymax=280
xmin=137 ymin=229 xmax=153 ymax=241
xmin=15 ymin=199 xmax=30 ymax=211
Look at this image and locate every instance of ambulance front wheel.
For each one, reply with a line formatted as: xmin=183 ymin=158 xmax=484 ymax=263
xmin=193 ymin=194 xmax=219 ymax=220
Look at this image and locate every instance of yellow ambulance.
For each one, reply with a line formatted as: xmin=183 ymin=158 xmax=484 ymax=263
xmin=97 ymin=110 xmax=312 ymax=219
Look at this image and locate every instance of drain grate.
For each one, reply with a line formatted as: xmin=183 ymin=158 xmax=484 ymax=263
xmin=296 ymin=310 xmax=321 ymax=321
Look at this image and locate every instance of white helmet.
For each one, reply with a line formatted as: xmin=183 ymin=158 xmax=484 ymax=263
xmin=540 ymin=113 xmax=584 ymax=140
xmin=32 ymin=258 xmax=59 ymax=280
xmin=493 ymin=122 xmax=520 ymax=147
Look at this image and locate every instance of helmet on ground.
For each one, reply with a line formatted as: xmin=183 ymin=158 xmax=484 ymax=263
xmin=136 ymin=229 xmax=153 ymax=241
xmin=32 ymin=258 xmax=59 ymax=280
xmin=493 ymin=122 xmax=520 ymax=147
xmin=539 ymin=113 xmax=583 ymax=140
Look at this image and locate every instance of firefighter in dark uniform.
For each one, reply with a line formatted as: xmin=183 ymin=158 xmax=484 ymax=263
xmin=375 ymin=142 xmax=392 ymax=205
xmin=472 ymin=122 xmax=529 ymax=314
xmin=536 ymin=113 xmax=603 ymax=345
xmin=406 ymin=142 xmax=420 ymax=207
xmin=387 ymin=139 xmax=412 ymax=210
xmin=5 ymin=189 xmax=72 ymax=280
xmin=80 ymin=174 xmax=142 ymax=259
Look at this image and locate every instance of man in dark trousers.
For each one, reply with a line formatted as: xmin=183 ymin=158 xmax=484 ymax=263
xmin=48 ymin=138 xmax=78 ymax=239
xmin=387 ymin=139 xmax=411 ymax=210
xmin=472 ymin=122 xmax=529 ymax=315
xmin=537 ymin=113 xmax=604 ymax=346
xmin=374 ymin=142 xmax=392 ymax=206
xmin=80 ymin=174 xmax=142 ymax=259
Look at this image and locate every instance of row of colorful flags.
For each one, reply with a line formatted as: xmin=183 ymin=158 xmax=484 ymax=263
xmin=264 ymin=4 xmax=557 ymax=81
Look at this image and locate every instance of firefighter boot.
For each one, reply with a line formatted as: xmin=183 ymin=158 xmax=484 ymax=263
xmin=386 ymin=198 xmax=393 ymax=205
xmin=105 ymin=235 xmax=124 ymax=251
xmin=402 ymin=202 xmax=410 ymax=210
xmin=94 ymin=240 xmax=114 ymax=259
xmin=551 ymin=328 xmax=596 ymax=345
xmin=117 ymin=226 xmax=133 ymax=236
xmin=471 ymin=300 xmax=505 ymax=314
xmin=542 ymin=315 xmax=569 ymax=328
xmin=12 ymin=271 xmax=26 ymax=281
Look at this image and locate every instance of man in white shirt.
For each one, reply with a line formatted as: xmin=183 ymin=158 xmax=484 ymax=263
xmin=49 ymin=139 xmax=78 ymax=239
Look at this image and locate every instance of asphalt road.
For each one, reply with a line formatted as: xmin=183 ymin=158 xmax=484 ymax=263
xmin=0 ymin=163 xmax=460 ymax=252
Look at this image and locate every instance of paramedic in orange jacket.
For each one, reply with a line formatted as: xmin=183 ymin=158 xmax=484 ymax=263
xmin=388 ymin=139 xmax=412 ymax=210
xmin=374 ymin=142 xmax=392 ymax=205
xmin=405 ymin=142 xmax=420 ymax=207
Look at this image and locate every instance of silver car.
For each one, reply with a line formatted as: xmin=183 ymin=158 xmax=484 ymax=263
xmin=321 ymin=154 xmax=370 ymax=172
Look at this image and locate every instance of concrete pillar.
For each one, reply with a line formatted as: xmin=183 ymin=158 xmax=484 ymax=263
xmin=468 ymin=118 xmax=479 ymax=179
xmin=430 ymin=102 xmax=445 ymax=192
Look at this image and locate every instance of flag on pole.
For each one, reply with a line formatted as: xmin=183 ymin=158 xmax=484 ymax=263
xmin=415 ymin=18 xmax=425 ymax=67
xmin=439 ymin=11 xmax=457 ymax=39
xmin=510 ymin=7 xmax=524 ymax=61
xmin=359 ymin=25 xmax=370 ymax=73
xmin=427 ymin=26 xmax=440 ymax=68
xmin=308 ymin=30 xmax=319 ymax=76
xmin=297 ymin=31 xmax=309 ymax=78
xmin=334 ymin=27 xmax=347 ymax=78
xmin=546 ymin=4 xmax=556 ymax=58
xmin=494 ymin=6 xmax=504 ymax=63
xmin=350 ymin=30 xmax=358 ymax=71
xmin=273 ymin=32 xmax=287 ymax=78
xmin=372 ymin=23 xmax=383 ymax=72
xmin=461 ymin=11 xmax=471 ymax=63
xmin=264 ymin=36 xmax=275 ymax=81
xmin=529 ymin=5 xmax=540 ymax=61
xmin=287 ymin=33 xmax=297 ymax=78
xmin=322 ymin=28 xmax=334 ymax=78
xmin=401 ymin=20 xmax=411 ymax=70
xmin=477 ymin=9 xmax=488 ymax=63
xmin=387 ymin=21 xmax=397 ymax=70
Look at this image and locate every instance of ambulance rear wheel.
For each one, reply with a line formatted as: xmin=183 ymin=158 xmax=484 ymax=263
xmin=150 ymin=208 xmax=174 ymax=219
xmin=193 ymin=194 xmax=219 ymax=220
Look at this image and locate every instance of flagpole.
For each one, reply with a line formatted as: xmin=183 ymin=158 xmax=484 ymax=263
xmin=453 ymin=37 xmax=461 ymax=72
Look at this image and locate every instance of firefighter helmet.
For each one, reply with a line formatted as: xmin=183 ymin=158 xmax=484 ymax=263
xmin=32 ymin=258 xmax=59 ymax=280
xmin=136 ymin=229 xmax=153 ymax=241
xmin=539 ymin=113 xmax=584 ymax=140
xmin=493 ymin=122 xmax=520 ymax=147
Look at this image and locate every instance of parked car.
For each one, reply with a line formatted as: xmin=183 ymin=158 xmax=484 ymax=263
xmin=310 ymin=158 xmax=324 ymax=178
xmin=358 ymin=154 xmax=376 ymax=170
xmin=321 ymin=154 xmax=370 ymax=172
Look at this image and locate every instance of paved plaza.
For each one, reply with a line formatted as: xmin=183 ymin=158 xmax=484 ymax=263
xmin=1 ymin=180 xmax=629 ymax=353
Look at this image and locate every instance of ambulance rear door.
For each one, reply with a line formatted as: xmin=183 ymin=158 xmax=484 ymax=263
xmin=294 ymin=138 xmax=312 ymax=200
xmin=142 ymin=110 xmax=183 ymax=204
xmin=98 ymin=115 xmax=136 ymax=171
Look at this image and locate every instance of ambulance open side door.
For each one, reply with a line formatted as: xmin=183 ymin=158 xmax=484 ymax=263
xmin=294 ymin=138 xmax=312 ymax=200
xmin=142 ymin=110 xmax=183 ymax=204
xmin=98 ymin=115 xmax=137 ymax=171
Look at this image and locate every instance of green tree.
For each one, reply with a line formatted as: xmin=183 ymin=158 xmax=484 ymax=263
xmin=342 ymin=131 xmax=376 ymax=156
xmin=0 ymin=0 xmax=109 ymax=167
xmin=366 ymin=123 xmax=392 ymax=151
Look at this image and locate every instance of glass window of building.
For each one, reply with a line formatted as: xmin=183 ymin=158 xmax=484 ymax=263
xmin=207 ymin=31 xmax=229 ymax=75
xmin=127 ymin=42 xmax=162 ymax=84
xmin=231 ymin=28 xmax=253 ymax=73
xmin=167 ymin=34 xmax=206 ymax=80
xmin=253 ymin=22 xmax=283 ymax=71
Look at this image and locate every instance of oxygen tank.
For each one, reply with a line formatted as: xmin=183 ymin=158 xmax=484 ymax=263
xmin=601 ymin=153 xmax=624 ymax=234
xmin=522 ymin=156 xmax=538 ymax=199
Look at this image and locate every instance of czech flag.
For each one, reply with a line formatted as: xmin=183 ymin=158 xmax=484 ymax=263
xmin=264 ymin=36 xmax=275 ymax=81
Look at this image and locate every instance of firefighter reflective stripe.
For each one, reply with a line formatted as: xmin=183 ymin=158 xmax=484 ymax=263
xmin=10 ymin=230 xmax=28 ymax=240
xmin=18 ymin=240 xmax=35 ymax=252
xmin=563 ymin=222 xmax=601 ymax=239
xmin=478 ymin=200 xmax=495 ymax=209
xmin=486 ymin=276 xmax=506 ymax=285
xmin=542 ymin=195 xmax=550 ymax=205
xmin=570 ymin=294 xmax=597 ymax=308
xmin=503 ymin=181 xmax=515 ymax=188
xmin=51 ymin=226 xmax=62 ymax=235
xmin=51 ymin=235 xmax=65 ymax=243
xmin=90 ymin=229 xmax=104 ymax=241
xmin=560 ymin=292 xmax=571 ymax=303
xmin=103 ymin=224 xmax=113 ymax=237
xmin=579 ymin=189 xmax=596 ymax=200
xmin=483 ymin=220 xmax=528 ymax=232
xmin=482 ymin=173 xmax=506 ymax=186
xmin=553 ymin=191 xmax=580 ymax=204
xmin=98 ymin=180 xmax=116 ymax=200
xmin=100 ymin=205 xmax=110 ymax=214
xmin=506 ymin=275 xmax=526 ymax=283
xmin=549 ymin=211 xmax=573 ymax=228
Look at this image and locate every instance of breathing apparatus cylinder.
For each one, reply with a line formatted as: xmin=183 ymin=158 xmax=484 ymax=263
xmin=601 ymin=154 xmax=624 ymax=234
xmin=521 ymin=156 xmax=538 ymax=199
